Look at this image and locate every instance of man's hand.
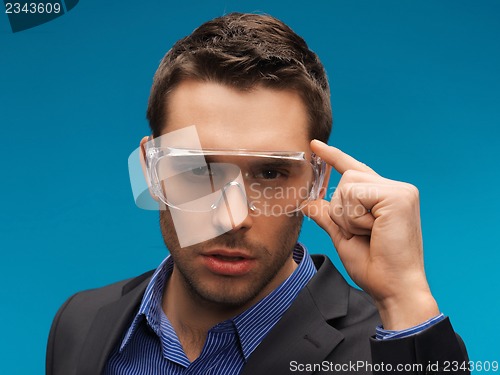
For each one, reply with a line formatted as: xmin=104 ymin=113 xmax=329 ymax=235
xmin=303 ymin=140 xmax=439 ymax=330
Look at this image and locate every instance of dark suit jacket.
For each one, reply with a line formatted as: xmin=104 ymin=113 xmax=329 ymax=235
xmin=46 ymin=255 xmax=468 ymax=375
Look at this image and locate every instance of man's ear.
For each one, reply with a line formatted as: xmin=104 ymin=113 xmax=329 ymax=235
xmin=319 ymin=165 xmax=331 ymax=199
xmin=139 ymin=136 xmax=160 ymax=201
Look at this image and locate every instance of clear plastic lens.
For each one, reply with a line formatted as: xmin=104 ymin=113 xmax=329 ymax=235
xmin=153 ymin=153 xmax=317 ymax=215
xmin=128 ymin=126 xmax=326 ymax=247
xmin=129 ymin=127 xmax=325 ymax=216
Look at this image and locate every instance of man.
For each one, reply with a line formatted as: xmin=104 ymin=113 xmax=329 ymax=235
xmin=46 ymin=13 xmax=468 ymax=375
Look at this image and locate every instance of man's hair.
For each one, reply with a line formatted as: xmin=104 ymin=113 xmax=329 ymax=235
xmin=147 ymin=12 xmax=332 ymax=143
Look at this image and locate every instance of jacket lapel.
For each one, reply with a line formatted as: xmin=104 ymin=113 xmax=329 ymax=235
xmin=241 ymin=255 xmax=350 ymax=375
xmin=76 ymin=272 xmax=153 ymax=375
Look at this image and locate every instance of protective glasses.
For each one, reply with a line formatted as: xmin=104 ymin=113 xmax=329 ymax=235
xmin=144 ymin=144 xmax=326 ymax=216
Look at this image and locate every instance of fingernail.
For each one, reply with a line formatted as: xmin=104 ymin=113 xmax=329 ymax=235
xmin=311 ymin=139 xmax=326 ymax=147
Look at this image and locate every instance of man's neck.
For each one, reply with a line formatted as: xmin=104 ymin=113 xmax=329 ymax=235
xmin=162 ymin=269 xmax=247 ymax=362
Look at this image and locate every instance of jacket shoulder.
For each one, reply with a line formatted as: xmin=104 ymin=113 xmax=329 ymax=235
xmin=53 ymin=269 xmax=154 ymax=327
xmin=46 ymin=270 xmax=154 ymax=375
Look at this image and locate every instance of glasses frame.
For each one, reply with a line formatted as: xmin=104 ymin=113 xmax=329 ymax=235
xmin=144 ymin=144 xmax=327 ymax=215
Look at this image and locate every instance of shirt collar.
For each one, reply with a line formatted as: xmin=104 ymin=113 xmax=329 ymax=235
xmin=119 ymin=242 xmax=316 ymax=359
xmin=119 ymin=256 xmax=173 ymax=352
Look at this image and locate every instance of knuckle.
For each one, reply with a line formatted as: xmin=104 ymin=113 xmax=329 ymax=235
xmin=403 ymin=183 xmax=420 ymax=199
xmin=395 ymin=182 xmax=420 ymax=209
xmin=342 ymin=169 xmax=357 ymax=181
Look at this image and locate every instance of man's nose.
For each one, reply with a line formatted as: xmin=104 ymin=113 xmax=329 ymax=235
xmin=212 ymin=181 xmax=253 ymax=233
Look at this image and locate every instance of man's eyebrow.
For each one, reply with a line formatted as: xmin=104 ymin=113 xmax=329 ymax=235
xmin=169 ymin=155 xmax=205 ymax=163
xmin=168 ymin=154 xmax=302 ymax=169
xmin=250 ymin=159 xmax=297 ymax=168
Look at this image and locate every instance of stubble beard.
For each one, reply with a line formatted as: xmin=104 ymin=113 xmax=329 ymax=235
xmin=159 ymin=209 xmax=303 ymax=308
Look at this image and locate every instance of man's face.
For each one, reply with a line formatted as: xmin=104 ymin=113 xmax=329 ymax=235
xmin=159 ymin=79 xmax=312 ymax=309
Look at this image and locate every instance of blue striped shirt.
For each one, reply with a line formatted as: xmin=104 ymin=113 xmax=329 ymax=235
xmin=104 ymin=243 xmax=317 ymax=375
xmin=376 ymin=313 xmax=446 ymax=340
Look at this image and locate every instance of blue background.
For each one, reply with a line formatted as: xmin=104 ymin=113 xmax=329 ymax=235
xmin=1 ymin=1 xmax=499 ymax=373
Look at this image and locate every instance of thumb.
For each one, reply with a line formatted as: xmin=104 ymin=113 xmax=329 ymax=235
xmin=302 ymin=199 xmax=344 ymax=245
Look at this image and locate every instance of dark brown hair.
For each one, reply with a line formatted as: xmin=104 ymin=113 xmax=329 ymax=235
xmin=146 ymin=12 xmax=332 ymax=143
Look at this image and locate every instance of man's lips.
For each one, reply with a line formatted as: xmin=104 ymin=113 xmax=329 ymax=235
xmin=202 ymin=249 xmax=255 ymax=259
xmin=201 ymin=249 xmax=256 ymax=275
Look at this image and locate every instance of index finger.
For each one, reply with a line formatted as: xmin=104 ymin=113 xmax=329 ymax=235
xmin=311 ymin=139 xmax=378 ymax=176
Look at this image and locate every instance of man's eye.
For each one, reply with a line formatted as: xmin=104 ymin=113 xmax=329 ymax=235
xmin=191 ymin=166 xmax=211 ymax=176
xmin=255 ymin=169 xmax=283 ymax=180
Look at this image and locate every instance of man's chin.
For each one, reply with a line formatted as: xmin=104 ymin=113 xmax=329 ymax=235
xmin=186 ymin=280 xmax=265 ymax=309
xmin=203 ymin=291 xmax=255 ymax=307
